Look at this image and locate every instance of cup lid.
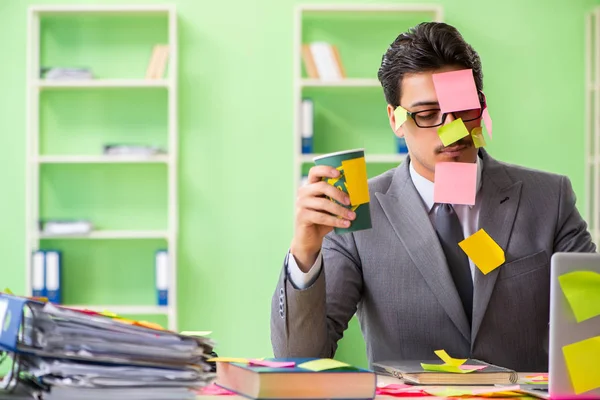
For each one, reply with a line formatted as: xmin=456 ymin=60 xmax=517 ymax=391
xmin=312 ymin=148 xmax=365 ymax=162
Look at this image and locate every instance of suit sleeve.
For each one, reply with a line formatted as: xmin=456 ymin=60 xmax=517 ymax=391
xmin=270 ymin=231 xmax=364 ymax=358
xmin=554 ymin=176 xmax=597 ymax=253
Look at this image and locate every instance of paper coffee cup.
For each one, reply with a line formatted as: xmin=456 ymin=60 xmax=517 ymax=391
xmin=313 ymin=149 xmax=372 ymax=234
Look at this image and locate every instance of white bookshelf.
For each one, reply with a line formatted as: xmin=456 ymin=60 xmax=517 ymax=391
xmin=25 ymin=5 xmax=179 ymax=330
xmin=585 ymin=8 xmax=600 ymax=245
xmin=293 ymin=4 xmax=443 ymax=190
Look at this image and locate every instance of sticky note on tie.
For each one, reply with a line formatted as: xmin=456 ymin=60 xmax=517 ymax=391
xmin=298 ymin=358 xmax=351 ymax=371
xmin=482 ymin=107 xmax=493 ymax=138
xmin=207 ymin=357 xmax=249 ymax=363
xmin=471 ymin=127 xmax=486 ymax=148
xmin=432 ymin=69 xmax=481 ymax=113
xmin=437 ymin=118 xmax=470 ymax=147
xmin=558 ymin=271 xmax=600 ymax=323
xmin=394 ymin=106 xmax=407 ymax=130
xmin=341 ymin=157 xmax=370 ymax=206
xmin=420 ymin=363 xmax=476 ymax=374
xmin=434 ymin=349 xmax=466 ymax=366
xmin=459 ymin=229 xmax=505 ymax=274
xmin=433 ymin=162 xmax=477 ymax=205
xmin=562 ymin=336 xmax=600 ymax=394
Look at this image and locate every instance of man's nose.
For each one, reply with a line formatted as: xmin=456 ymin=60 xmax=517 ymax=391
xmin=443 ymin=112 xmax=457 ymax=125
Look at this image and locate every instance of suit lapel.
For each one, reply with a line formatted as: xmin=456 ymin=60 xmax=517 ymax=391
xmin=470 ymin=150 xmax=522 ymax=346
xmin=375 ymin=159 xmax=471 ymax=342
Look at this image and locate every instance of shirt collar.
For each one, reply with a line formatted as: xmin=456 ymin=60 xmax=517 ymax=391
xmin=409 ymin=156 xmax=483 ymax=212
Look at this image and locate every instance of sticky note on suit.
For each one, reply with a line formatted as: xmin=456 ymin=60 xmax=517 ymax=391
xmin=562 ymin=336 xmax=600 ymax=394
xmin=394 ymin=106 xmax=407 ymax=130
xmin=437 ymin=118 xmax=470 ymax=147
xmin=433 ymin=162 xmax=478 ymax=206
xmin=341 ymin=157 xmax=370 ymax=206
xmin=558 ymin=271 xmax=600 ymax=323
xmin=459 ymin=229 xmax=505 ymax=274
xmin=432 ymin=69 xmax=481 ymax=113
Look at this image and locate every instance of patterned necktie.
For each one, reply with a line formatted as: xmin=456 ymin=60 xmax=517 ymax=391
xmin=434 ymin=203 xmax=473 ymax=324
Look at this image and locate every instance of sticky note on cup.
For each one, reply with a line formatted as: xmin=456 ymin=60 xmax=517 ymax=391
xmin=562 ymin=336 xmax=600 ymax=394
xmin=437 ymin=118 xmax=470 ymax=147
xmin=432 ymin=69 xmax=480 ymax=113
xmin=558 ymin=271 xmax=600 ymax=323
xmin=459 ymin=229 xmax=505 ymax=274
xmin=341 ymin=157 xmax=369 ymax=206
xmin=394 ymin=106 xmax=407 ymax=131
xmin=433 ymin=162 xmax=477 ymax=206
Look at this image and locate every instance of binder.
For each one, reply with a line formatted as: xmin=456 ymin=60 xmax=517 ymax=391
xmin=155 ymin=250 xmax=168 ymax=306
xmin=44 ymin=250 xmax=62 ymax=304
xmin=301 ymin=98 xmax=314 ymax=154
xmin=31 ymin=251 xmax=45 ymax=298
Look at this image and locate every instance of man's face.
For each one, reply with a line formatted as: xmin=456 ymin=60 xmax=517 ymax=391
xmin=387 ymin=65 xmax=480 ymax=180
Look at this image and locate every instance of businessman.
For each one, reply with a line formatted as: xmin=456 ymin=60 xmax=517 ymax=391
xmin=271 ymin=22 xmax=596 ymax=372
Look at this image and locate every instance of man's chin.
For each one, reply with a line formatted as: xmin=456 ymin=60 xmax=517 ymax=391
xmin=436 ymin=146 xmax=477 ymax=162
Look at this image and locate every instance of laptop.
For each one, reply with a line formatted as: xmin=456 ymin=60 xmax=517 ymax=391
xmin=522 ymin=252 xmax=600 ymax=399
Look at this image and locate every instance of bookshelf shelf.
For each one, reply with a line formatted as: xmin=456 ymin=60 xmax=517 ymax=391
xmin=35 ymin=79 xmax=171 ymax=89
xmin=293 ymin=5 xmax=442 ymax=191
xmin=65 ymin=305 xmax=168 ymax=315
xmin=37 ymin=155 xmax=170 ymax=164
xmin=300 ymin=78 xmax=380 ymax=88
xmin=26 ymin=6 xmax=179 ymax=330
xmin=37 ymin=230 xmax=169 ymax=240
xmin=300 ymin=153 xmax=406 ymax=164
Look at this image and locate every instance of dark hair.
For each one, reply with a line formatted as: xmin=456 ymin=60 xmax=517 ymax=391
xmin=377 ymin=22 xmax=483 ymax=107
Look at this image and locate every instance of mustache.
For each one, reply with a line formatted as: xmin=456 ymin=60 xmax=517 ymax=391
xmin=435 ymin=137 xmax=474 ymax=154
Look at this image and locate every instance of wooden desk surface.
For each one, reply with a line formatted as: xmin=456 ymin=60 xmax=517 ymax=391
xmin=196 ymin=374 xmax=538 ymax=399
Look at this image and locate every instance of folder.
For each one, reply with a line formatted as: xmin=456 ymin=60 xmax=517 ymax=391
xmin=155 ymin=250 xmax=168 ymax=306
xmin=301 ymin=98 xmax=314 ymax=154
xmin=31 ymin=251 xmax=45 ymax=298
xmin=45 ymin=250 xmax=62 ymax=304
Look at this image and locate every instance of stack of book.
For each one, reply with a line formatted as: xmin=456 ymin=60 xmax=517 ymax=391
xmin=0 ymin=294 xmax=214 ymax=399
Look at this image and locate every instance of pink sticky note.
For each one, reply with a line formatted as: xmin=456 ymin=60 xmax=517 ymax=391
xmin=432 ymin=69 xmax=480 ymax=113
xmin=434 ymin=162 xmax=478 ymax=206
xmin=482 ymin=107 xmax=492 ymax=138
xmin=459 ymin=364 xmax=487 ymax=371
xmin=197 ymin=383 xmax=236 ymax=396
xmin=248 ymin=359 xmax=296 ymax=368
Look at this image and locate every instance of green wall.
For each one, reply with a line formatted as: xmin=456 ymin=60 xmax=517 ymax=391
xmin=0 ymin=0 xmax=596 ymax=366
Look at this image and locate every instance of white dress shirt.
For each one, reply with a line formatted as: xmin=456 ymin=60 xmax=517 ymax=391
xmin=288 ymin=157 xmax=483 ymax=289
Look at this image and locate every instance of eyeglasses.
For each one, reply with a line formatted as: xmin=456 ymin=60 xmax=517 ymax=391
xmin=405 ymin=106 xmax=485 ymax=128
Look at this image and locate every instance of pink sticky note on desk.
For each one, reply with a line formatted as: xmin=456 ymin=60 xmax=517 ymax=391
xmin=248 ymin=359 xmax=296 ymax=368
xmin=459 ymin=364 xmax=487 ymax=371
xmin=434 ymin=162 xmax=478 ymax=205
xmin=432 ymin=69 xmax=480 ymax=113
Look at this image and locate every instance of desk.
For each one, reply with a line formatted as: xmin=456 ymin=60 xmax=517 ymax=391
xmin=196 ymin=374 xmax=537 ymax=399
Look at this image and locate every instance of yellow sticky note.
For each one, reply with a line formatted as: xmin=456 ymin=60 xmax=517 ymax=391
xmin=437 ymin=118 xmax=469 ymax=147
xmin=434 ymin=349 xmax=466 ymax=366
xmin=100 ymin=310 xmax=119 ymax=318
xmin=3 ymin=288 xmax=14 ymax=295
xmin=298 ymin=358 xmax=351 ymax=371
xmin=180 ymin=330 xmax=213 ymax=336
xmin=558 ymin=271 xmax=600 ymax=323
xmin=420 ymin=363 xmax=475 ymax=374
xmin=459 ymin=229 xmax=505 ymax=274
xmin=341 ymin=157 xmax=370 ymax=206
xmin=207 ymin=357 xmax=249 ymax=363
xmin=394 ymin=106 xmax=407 ymax=130
xmin=425 ymin=388 xmax=474 ymax=397
xmin=134 ymin=320 xmax=164 ymax=330
xmin=562 ymin=336 xmax=600 ymax=394
xmin=471 ymin=127 xmax=486 ymax=148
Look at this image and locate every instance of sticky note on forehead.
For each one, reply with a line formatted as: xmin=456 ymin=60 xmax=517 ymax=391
xmin=433 ymin=161 xmax=477 ymax=206
xmin=432 ymin=69 xmax=480 ymax=113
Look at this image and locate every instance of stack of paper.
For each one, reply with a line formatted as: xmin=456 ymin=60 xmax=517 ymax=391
xmin=0 ymin=294 xmax=215 ymax=399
